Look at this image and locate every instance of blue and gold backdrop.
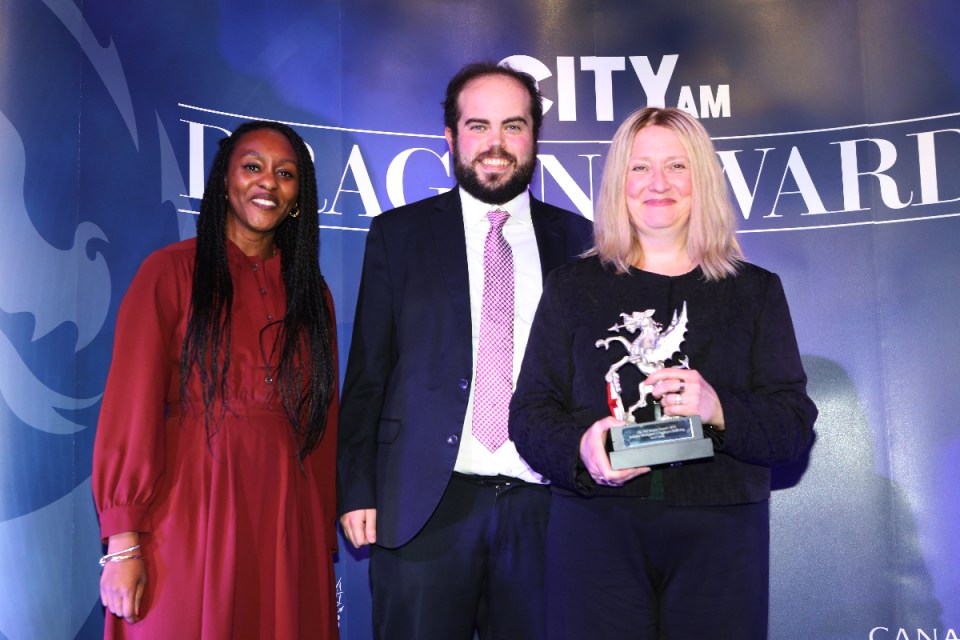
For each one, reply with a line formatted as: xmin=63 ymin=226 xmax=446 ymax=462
xmin=1 ymin=0 xmax=958 ymax=638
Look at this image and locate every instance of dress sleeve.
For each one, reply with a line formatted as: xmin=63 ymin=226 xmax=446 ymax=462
xmin=509 ymin=270 xmax=593 ymax=493
xmin=92 ymin=251 xmax=184 ymax=541
xmin=712 ymin=273 xmax=818 ymax=465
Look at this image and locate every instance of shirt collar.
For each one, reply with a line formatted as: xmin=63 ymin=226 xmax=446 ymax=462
xmin=459 ymin=187 xmax=532 ymax=229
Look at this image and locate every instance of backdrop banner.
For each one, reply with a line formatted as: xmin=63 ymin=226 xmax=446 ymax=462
xmin=1 ymin=1 xmax=958 ymax=638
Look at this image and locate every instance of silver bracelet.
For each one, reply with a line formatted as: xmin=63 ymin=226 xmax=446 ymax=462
xmin=101 ymin=554 xmax=143 ymax=565
xmin=99 ymin=544 xmax=141 ymax=567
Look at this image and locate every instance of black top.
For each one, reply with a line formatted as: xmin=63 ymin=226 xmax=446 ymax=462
xmin=509 ymin=255 xmax=817 ymax=505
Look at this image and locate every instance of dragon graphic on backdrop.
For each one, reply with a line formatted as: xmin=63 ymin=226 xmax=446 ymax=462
xmin=0 ymin=1 xmax=185 ymax=637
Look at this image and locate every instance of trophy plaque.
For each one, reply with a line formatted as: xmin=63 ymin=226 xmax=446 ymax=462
xmin=595 ymin=303 xmax=714 ymax=470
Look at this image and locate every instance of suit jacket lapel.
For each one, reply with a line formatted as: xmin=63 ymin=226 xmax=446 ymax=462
xmin=530 ymin=198 xmax=565 ymax=282
xmin=430 ymin=190 xmax=473 ymax=346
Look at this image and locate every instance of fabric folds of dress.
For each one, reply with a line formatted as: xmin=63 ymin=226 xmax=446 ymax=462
xmin=93 ymin=239 xmax=339 ymax=639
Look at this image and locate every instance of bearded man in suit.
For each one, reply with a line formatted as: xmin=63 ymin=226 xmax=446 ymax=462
xmin=337 ymin=61 xmax=593 ymax=640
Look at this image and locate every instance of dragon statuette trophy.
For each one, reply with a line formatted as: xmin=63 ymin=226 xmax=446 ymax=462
xmin=594 ymin=302 xmax=714 ymax=470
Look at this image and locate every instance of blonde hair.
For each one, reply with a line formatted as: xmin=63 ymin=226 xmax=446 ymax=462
xmin=591 ymin=107 xmax=743 ymax=280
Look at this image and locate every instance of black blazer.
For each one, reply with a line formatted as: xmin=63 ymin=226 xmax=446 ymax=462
xmin=508 ymin=257 xmax=818 ymax=504
xmin=337 ymin=188 xmax=593 ymax=548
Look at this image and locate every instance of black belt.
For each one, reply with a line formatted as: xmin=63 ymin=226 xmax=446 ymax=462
xmin=451 ymin=472 xmax=547 ymax=495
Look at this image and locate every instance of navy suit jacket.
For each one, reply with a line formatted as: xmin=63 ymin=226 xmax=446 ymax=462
xmin=337 ymin=188 xmax=593 ymax=548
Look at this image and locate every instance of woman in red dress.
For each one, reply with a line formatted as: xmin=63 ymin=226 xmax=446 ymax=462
xmin=94 ymin=121 xmax=340 ymax=639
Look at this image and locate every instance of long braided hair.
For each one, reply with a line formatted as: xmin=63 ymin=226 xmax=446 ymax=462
xmin=180 ymin=120 xmax=335 ymax=464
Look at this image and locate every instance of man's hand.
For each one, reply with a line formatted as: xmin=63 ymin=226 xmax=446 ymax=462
xmin=340 ymin=509 xmax=377 ymax=547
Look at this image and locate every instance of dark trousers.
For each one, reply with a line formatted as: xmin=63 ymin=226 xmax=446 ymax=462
xmin=370 ymin=473 xmax=550 ymax=640
xmin=547 ymin=494 xmax=770 ymax=640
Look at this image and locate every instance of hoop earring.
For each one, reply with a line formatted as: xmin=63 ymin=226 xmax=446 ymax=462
xmin=289 ymin=203 xmax=300 ymax=218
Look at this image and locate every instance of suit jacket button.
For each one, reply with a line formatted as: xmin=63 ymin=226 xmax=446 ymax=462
xmin=458 ymin=379 xmax=469 ymax=391
xmin=446 ymin=435 xmax=459 ymax=446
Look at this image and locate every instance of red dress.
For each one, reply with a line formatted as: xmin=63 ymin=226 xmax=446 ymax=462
xmin=93 ymin=239 xmax=339 ymax=639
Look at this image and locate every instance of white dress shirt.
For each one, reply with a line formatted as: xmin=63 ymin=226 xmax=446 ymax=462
xmin=453 ymin=187 xmax=546 ymax=483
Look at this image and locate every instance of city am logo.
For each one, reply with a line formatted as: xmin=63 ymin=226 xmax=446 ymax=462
xmin=501 ymin=54 xmax=731 ymax=122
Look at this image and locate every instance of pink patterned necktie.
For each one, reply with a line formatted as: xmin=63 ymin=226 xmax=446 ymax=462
xmin=472 ymin=209 xmax=514 ymax=452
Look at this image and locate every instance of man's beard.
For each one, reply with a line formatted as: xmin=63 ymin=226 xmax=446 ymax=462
xmin=452 ymin=140 xmax=537 ymax=206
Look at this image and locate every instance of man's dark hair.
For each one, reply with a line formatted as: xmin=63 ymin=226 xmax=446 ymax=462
xmin=443 ymin=61 xmax=544 ymax=141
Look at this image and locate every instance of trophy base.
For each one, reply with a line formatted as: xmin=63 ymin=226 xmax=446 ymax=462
xmin=608 ymin=415 xmax=714 ymax=470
